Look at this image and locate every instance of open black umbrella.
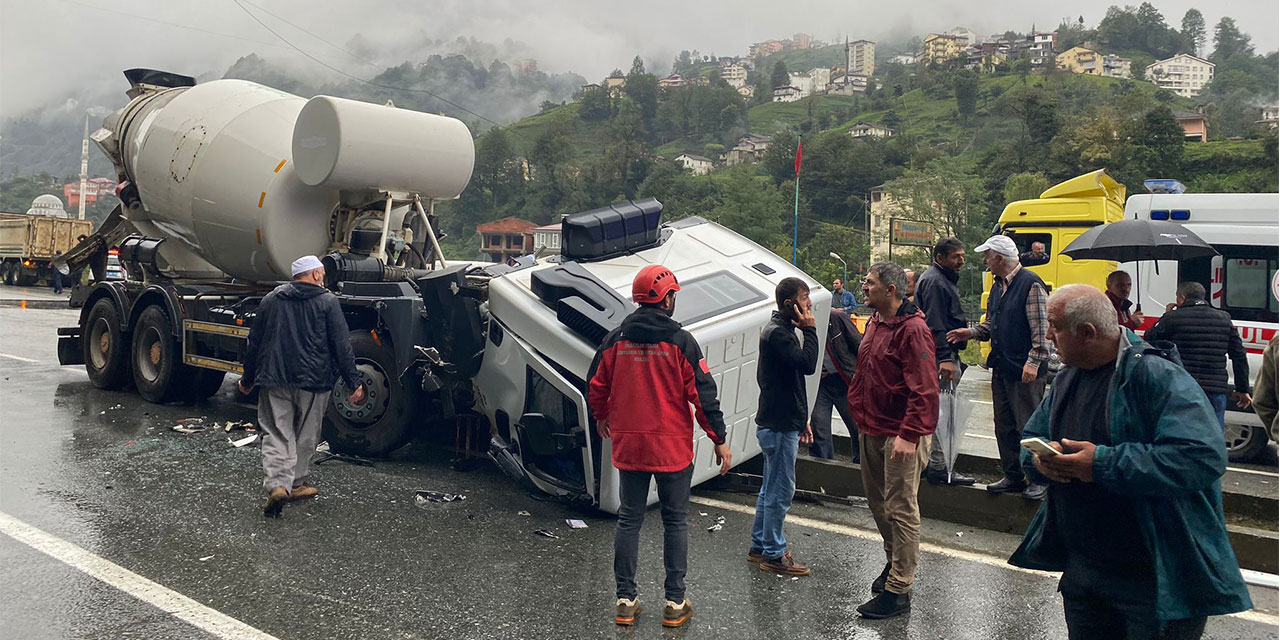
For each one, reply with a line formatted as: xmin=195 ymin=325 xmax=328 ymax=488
xmin=1061 ymin=219 xmax=1217 ymax=310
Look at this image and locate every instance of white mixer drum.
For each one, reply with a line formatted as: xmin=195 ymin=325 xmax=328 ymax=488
xmin=291 ymin=96 xmax=475 ymax=197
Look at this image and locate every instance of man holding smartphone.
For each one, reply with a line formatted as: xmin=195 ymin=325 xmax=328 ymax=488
xmin=749 ymin=277 xmax=819 ymax=577
xmin=1012 ymin=285 xmax=1250 ymax=638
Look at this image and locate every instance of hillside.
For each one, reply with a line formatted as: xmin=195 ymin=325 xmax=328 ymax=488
xmin=758 ymin=44 xmax=847 ymax=75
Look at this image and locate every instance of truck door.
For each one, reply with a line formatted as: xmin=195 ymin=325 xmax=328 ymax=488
xmin=511 ymin=337 xmax=598 ymax=503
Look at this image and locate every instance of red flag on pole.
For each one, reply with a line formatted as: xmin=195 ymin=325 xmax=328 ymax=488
xmin=794 ymin=139 xmax=803 ymax=176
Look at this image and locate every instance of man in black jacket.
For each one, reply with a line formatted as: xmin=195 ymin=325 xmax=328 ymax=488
xmin=914 ymin=237 xmax=976 ymax=486
xmin=807 ymin=308 xmax=861 ymax=461
xmin=750 ymin=277 xmax=819 ymax=577
xmin=1145 ymin=282 xmax=1252 ymax=428
xmin=239 ymin=256 xmax=366 ymax=517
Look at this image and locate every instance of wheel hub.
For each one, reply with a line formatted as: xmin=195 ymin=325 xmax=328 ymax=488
xmin=333 ymin=361 xmax=391 ymax=427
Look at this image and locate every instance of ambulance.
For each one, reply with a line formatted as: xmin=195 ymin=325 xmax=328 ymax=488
xmin=989 ymin=171 xmax=1278 ymax=462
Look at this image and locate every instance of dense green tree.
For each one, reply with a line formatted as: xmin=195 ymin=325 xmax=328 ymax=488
xmin=1002 ymin=172 xmax=1050 ymax=204
xmin=623 ymin=56 xmax=659 ymax=132
xmin=1181 ymin=9 xmax=1206 ymax=56
xmin=1123 ymin=107 xmax=1185 ymax=184
xmin=760 ymin=130 xmax=800 ymax=185
xmin=578 ymin=87 xmax=611 ymax=121
xmin=953 ymin=71 xmax=979 ymax=121
xmin=770 ymin=61 xmax=790 ymax=89
xmin=1212 ymin=17 xmax=1253 ymax=62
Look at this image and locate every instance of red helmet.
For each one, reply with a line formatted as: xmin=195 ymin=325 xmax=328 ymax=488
xmin=632 ymin=264 xmax=680 ymax=304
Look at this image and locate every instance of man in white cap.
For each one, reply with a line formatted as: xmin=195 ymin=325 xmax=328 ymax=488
xmin=946 ymin=235 xmax=1051 ymax=501
xmin=240 ymin=255 xmax=366 ymax=516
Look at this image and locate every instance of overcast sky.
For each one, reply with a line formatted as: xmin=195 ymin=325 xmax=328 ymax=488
xmin=2 ymin=0 xmax=1277 ymax=116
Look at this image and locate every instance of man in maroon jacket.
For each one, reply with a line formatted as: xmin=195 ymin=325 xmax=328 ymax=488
xmin=587 ymin=264 xmax=731 ymax=629
xmin=847 ymin=261 xmax=940 ymax=620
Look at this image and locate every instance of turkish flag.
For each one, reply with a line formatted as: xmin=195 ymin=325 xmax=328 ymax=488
xmin=794 ymin=139 xmax=803 ymax=176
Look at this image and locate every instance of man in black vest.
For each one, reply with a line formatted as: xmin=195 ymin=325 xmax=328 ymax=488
xmin=915 ymin=237 xmax=976 ymax=486
xmin=947 ymin=235 xmax=1051 ymax=501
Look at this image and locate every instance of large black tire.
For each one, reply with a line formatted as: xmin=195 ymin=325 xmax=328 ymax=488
xmin=3 ymin=262 xmax=16 ymax=286
xmin=1226 ymin=422 xmax=1269 ymax=462
xmin=83 ymin=298 xmax=130 ymax=390
xmin=131 ymin=305 xmax=187 ymax=403
xmin=188 ymin=368 xmax=226 ymax=401
xmin=15 ymin=270 xmax=38 ymax=286
xmin=323 ymin=331 xmax=420 ymax=457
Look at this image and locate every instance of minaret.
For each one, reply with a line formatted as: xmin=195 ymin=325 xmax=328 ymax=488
xmin=77 ymin=114 xmax=89 ymax=220
xmin=845 ymin=36 xmax=851 ymax=78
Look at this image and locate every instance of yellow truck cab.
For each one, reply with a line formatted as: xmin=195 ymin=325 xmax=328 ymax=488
xmin=978 ymin=170 xmax=1126 ymax=360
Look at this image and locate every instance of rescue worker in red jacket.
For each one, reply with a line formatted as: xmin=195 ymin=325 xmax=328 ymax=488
xmin=587 ymin=264 xmax=731 ymax=629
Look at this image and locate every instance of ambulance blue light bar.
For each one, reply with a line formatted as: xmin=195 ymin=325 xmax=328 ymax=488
xmin=1144 ymin=179 xmax=1186 ymax=194
xmin=1170 ymin=210 xmax=1190 ymax=220
xmin=1150 ymin=210 xmax=1169 ymax=220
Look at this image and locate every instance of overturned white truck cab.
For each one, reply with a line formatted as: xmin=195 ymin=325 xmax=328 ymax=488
xmin=55 ymin=69 xmax=827 ymax=512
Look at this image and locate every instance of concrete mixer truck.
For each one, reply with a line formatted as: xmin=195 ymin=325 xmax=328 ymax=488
xmin=55 ymin=69 xmax=828 ymax=511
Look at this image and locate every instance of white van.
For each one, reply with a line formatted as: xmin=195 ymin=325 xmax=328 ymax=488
xmin=1122 ymin=193 xmax=1279 ymax=461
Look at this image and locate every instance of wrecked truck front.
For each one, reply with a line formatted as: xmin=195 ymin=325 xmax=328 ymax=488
xmin=472 ymin=204 xmax=828 ymax=514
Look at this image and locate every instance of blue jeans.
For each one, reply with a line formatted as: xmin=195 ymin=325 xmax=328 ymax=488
xmin=751 ymin=427 xmax=799 ymax=560
xmin=1207 ymin=393 xmax=1227 ymax=429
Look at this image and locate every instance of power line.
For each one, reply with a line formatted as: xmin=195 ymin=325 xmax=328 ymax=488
xmin=234 ymin=0 xmax=383 ymax=70
xmin=230 ymin=0 xmax=506 ymax=131
xmin=55 ymin=0 xmax=289 ymax=50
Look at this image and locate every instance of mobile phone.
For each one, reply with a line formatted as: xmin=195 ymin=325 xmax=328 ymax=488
xmin=784 ymin=299 xmax=798 ymax=319
xmin=1020 ymin=437 xmax=1060 ymax=457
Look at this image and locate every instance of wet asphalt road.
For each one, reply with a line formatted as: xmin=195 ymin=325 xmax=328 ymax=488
xmin=1 ymin=302 xmax=1277 ymax=639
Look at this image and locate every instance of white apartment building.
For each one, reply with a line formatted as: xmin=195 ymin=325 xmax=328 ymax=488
xmin=773 ymin=86 xmax=803 ymax=102
xmin=808 ymin=67 xmax=831 ymax=91
xmin=720 ymin=63 xmax=747 ymax=88
xmin=788 ymin=72 xmax=815 ymax=97
xmin=848 ymin=39 xmax=876 ymax=76
xmin=675 ymin=154 xmax=713 ymax=176
xmin=1145 ymin=53 xmax=1215 ymax=98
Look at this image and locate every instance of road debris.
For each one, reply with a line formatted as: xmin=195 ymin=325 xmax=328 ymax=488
xmin=707 ymin=523 xmax=723 ymax=532
xmin=313 ymin=442 xmax=374 ymax=466
xmin=172 ymin=424 xmax=204 ymax=434
xmin=228 ymin=434 xmax=259 ymax=448
xmin=534 ymin=529 xmax=560 ymax=539
xmin=199 ymin=555 xmax=215 ymax=562
xmin=414 ymin=490 xmax=465 ymax=505
xmin=220 ymin=420 xmax=255 ymax=432
xmin=566 ymin=519 xmax=588 ymax=529
xmin=517 ymin=510 xmax=531 ymax=517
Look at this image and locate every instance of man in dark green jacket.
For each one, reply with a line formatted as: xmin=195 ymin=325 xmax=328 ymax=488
xmin=1010 ymin=284 xmax=1250 ymax=638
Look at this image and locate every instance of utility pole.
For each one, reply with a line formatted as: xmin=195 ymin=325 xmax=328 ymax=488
xmin=77 ymin=114 xmax=89 ymax=220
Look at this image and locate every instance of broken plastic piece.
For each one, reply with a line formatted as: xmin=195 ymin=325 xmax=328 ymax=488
xmin=414 ymin=490 xmax=465 ymax=504
xmin=228 ymin=434 xmax=259 ymax=448
xmin=199 ymin=555 xmax=215 ymax=562
xmin=176 ymin=418 xmax=204 ymax=425
xmin=534 ymin=529 xmax=560 ymax=539
xmin=517 ymin=510 xmax=531 ymax=516
xmin=172 ymin=425 xmax=203 ymax=434
xmin=707 ymin=523 xmax=723 ymax=532
xmin=566 ymin=519 xmax=588 ymax=529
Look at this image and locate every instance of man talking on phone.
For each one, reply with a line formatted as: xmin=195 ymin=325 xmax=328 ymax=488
xmin=1011 ymin=285 xmax=1249 ymax=639
xmin=749 ymin=277 xmax=819 ymax=577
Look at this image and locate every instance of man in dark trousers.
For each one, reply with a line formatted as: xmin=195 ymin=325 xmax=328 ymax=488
xmin=239 ymin=256 xmax=365 ymax=517
xmin=749 ymin=277 xmax=819 ymax=577
xmin=947 ymin=235 xmax=1051 ymax=501
xmin=847 ymin=262 xmax=939 ymax=619
xmin=914 ymin=237 xmax=975 ymax=486
xmin=1145 ymin=282 xmax=1252 ymax=427
xmin=1013 ymin=284 xmax=1251 ymax=639
xmin=807 ymin=308 xmax=861 ymax=461
xmin=587 ymin=264 xmax=731 ymax=629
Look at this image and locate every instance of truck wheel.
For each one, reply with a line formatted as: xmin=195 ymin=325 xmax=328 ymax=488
xmin=1 ymin=263 xmax=13 ymax=286
xmin=323 ymin=331 xmax=419 ymax=457
xmin=188 ymin=369 xmax=226 ymax=401
xmin=131 ymin=305 xmax=186 ymax=403
xmin=1226 ymin=423 xmax=1268 ymax=462
xmin=84 ymin=298 xmax=131 ymax=389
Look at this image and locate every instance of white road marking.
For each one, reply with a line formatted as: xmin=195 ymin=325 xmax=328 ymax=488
xmin=689 ymin=495 xmax=1279 ymax=626
xmin=0 ymin=511 xmax=279 ymax=640
xmin=964 ymin=433 xmax=998 ymax=441
xmin=0 ymin=352 xmax=39 ymax=363
xmin=1226 ymin=466 xmax=1279 ymax=478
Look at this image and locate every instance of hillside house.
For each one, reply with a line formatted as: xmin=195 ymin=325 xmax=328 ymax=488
xmin=530 ymin=223 xmax=562 ymax=254
xmin=1146 ymin=54 xmax=1214 ymax=98
xmin=772 ymin=86 xmax=803 ymax=102
xmin=725 ymin=133 xmax=772 ymax=166
xmin=675 ymin=154 xmax=714 ymax=176
xmin=1173 ymin=110 xmax=1208 ymax=142
xmin=477 ymin=217 xmax=535 ymax=263
xmin=849 ymin=122 xmax=894 ymax=139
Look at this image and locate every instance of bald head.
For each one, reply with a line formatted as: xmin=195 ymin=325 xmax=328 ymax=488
xmin=1047 ymin=284 xmax=1122 ymax=369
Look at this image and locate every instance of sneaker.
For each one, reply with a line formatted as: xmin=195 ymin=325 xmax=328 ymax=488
xmin=1021 ymin=483 xmax=1048 ymax=501
xmin=870 ymin=562 xmax=891 ymax=594
xmin=857 ymin=590 xmax=911 ymax=619
xmin=985 ymin=477 xmax=1027 ymax=495
xmin=747 ymin=548 xmax=764 ymax=563
xmin=288 ymin=484 xmax=318 ymax=501
xmin=760 ymin=551 xmax=811 ymax=577
xmin=263 ymin=486 xmax=288 ymax=517
xmin=663 ymin=599 xmax=693 ymax=628
xmin=614 ymin=598 xmax=642 ymax=626
xmin=926 ymin=469 xmax=977 ymax=486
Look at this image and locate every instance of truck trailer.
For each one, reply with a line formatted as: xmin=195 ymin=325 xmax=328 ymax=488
xmin=0 ymin=212 xmax=93 ymax=286
xmin=55 ymin=69 xmax=828 ymax=511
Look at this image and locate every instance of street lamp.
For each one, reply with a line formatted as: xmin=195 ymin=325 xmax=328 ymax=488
xmin=828 ymin=251 xmax=847 ymax=287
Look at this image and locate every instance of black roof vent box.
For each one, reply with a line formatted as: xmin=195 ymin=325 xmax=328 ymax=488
xmin=561 ymin=198 xmax=663 ymax=262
